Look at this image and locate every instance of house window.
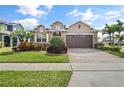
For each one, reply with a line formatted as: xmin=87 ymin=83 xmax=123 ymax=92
xmin=42 ymin=34 xmax=47 ymax=42
xmin=36 ymin=34 xmax=47 ymax=43
xmin=38 ymin=27 xmax=43 ymax=32
xmin=54 ymin=26 xmax=61 ymax=30
xmin=36 ymin=34 xmax=42 ymax=42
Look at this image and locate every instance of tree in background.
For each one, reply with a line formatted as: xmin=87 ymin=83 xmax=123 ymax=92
xmin=0 ymin=25 xmax=4 ymax=31
xmin=10 ymin=29 xmax=34 ymax=43
xmin=25 ymin=31 xmax=34 ymax=42
xmin=103 ymin=20 xmax=124 ymax=47
xmin=116 ymin=20 xmax=124 ymax=47
xmin=103 ymin=24 xmax=114 ymax=45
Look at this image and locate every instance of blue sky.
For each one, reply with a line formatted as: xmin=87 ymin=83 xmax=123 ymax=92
xmin=0 ymin=5 xmax=124 ymax=29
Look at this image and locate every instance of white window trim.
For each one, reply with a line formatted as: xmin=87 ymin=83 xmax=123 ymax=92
xmin=41 ymin=34 xmax=48 ymax=43
xmin=2 ymin=35 xmax=12 ymax=47
xmin=35 ymin=33 xmax=48 ymax=43
xmin=36 ymin=34 xmax=42 ymax=43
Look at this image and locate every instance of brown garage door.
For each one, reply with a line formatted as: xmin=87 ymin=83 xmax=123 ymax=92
xmin=66 ymin=35 xmax=93 ymax=48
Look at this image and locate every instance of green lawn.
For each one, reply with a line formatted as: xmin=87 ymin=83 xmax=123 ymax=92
xmin=107 ymin=49 xmax=124 ymax=58
xmin=0 ymin=47 xmax=69 ymax=63
xmin=0 ymin=47 xmax=12 ymax=53
xmin=0 ymin=71 xmax=72 ymax=87
xmin=0 ymin=51 xmax=69 ymax=63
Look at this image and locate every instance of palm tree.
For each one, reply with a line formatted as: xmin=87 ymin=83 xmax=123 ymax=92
xmin=103 ymin=23 xmax=118 ymax=46
xmin=103 ymin=24 xmax=113 ymax=45
xmin=116 ymin=34 xmax=124 ymax=43
xmin=109 ymin=24 xmax=118 ymax=45
xmin=116 ymin=20 xmax=124 ymax=47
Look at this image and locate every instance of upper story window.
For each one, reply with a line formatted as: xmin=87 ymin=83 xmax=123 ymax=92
xmin=38 ymin=27 xmax=44 ymax=32
xmin=42 ymin=34 xmax=47 ymax=42
xmin=54 ymin=26 xmax=61 ymax=30
xmin=36 ymin=34 xmax=42 ymax=42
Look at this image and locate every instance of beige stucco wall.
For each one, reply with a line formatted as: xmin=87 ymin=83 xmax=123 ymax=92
xmin=51 ymin=22 xmax=65 ymax=29
xmin=92 ymin=32 xmax=97 ymax=47
xmin=68 ymin=22 xmax=91 ymax=33
xmin=67 ymin=22 xmax=97 ymax=48
xmin=61 ymin=32 xmax=67 ymax=42
xmin=47 ymin=32 xmax=53 ymax=42
xmin=46 ymin=31 xmax=67 ymax=43
xmin=34 ymin=21 xmax=97 ymax=48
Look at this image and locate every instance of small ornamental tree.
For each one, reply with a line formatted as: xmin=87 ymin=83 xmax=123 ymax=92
xmin=50 ymin=37 xmax=65 ymax=46
xmin=47 ymin=37 xmax=67 ymax=54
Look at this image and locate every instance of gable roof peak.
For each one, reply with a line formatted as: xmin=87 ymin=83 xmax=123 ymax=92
xmin=69 ymin=21 xmax=91 ymax=28
xmin=52 ymin=21 xmax=64 ymax=25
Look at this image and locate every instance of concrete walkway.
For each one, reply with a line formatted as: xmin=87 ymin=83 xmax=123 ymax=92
xmin=68 ymin=48 xmax=124 ymax=87
xmin=0 ymin=63 xmax=72 ymax=71
xmin=1 ymin=48 xmax=124 ymax=87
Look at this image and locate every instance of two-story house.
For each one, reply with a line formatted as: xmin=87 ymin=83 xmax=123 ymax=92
xmin=0 ymin=20 xmax=23 ymax=47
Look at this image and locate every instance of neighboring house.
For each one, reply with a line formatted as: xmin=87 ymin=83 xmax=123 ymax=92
xmin=31 ymin=21 xmax=97 ymax=48
xmin=0 ymin=20 xmax=23 ymax=47
xmin=102 ymin=36 xmax=124 ymax=45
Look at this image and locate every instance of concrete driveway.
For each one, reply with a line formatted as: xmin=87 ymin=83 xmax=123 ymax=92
xmin=68 ymin=48 xmax=124 ymax=87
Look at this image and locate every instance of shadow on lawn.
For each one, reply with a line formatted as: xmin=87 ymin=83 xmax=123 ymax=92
xmin=45 ymin=53 xmax=66 ymax=56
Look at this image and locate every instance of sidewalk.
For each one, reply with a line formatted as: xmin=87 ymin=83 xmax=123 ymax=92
xmin=0 ymin=63 xmax=72 ymax=71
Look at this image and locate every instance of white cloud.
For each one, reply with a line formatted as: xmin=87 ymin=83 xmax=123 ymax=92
xmin=17 ymin=5 xmax=54 ymax=18
xmin=66 ymin=9 xmax=79 ymax=16
xmin=105 ymin=11 xmax=120 ymax=20
xmin=13 ymin=18 xmax=39 ymax=29
xmin=85 ymin=21 xmax=93 ymax=25
xmin=81 ymin=9 xmax=99 ymax=21
xmin=96 ymin=25 xmax=105 ymax=30
xmin=17 ymin=5 xmax=46 ymax=17
xmin=45 ymin=5 xmax=53 ymax=11
xmin=66 ymin=8 xmax=99 ymax=22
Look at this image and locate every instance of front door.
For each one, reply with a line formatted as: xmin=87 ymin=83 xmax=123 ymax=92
xmin=4 ymin=36 xmax=10 ymax=47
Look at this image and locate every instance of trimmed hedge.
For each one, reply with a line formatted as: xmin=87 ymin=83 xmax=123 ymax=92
xmin=41 ymin=43 xmax=50 ymax=51
xmin=47 ymin=37 xmax=68 ymax=54
xmin=97 ymin=46 xmax=120 ymax=51
xmin=12 ymin=42 xmax=42 ymax=52
xmin=47 ymin=45 xmax=68 ymax=54
xmin=95 ymin=42 xmax=104 ymax=49
xmin=95 ymin=42 xmax=120 ymax=52
xmin=34 ymin=43 xmax=42 ymax=51
xmin=19 ymin=42 xmax=33 ymax=51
